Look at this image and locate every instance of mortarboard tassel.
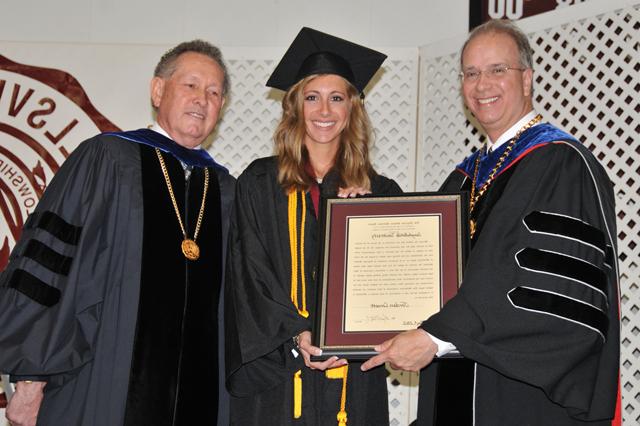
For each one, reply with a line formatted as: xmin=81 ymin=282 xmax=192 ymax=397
xmin=326 ymin=365 xmax=349 ymax=425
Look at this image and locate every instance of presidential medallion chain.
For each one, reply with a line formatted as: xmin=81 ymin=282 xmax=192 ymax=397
xmin=468 ymin=114 xmax=542 ymax=238
xmin=155 ymin=148 xmax=209 ymax=261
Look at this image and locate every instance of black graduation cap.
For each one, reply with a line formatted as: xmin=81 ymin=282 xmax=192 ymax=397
xmin=266 ymin=27 xmax=387 ymax=93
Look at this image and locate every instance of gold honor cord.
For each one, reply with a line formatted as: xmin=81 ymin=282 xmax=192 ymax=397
xmin=469 ymin=114 xmax=542 ymax=238
xmin=288 ymin=190 xmax=309 ymax=420
xmin=288 ymin=190 xmax=309 ymax=318
xmin=288 ymin=190 xmax=349 ymax=424
xmin=155 ymin=148 xmax=209 ymax=260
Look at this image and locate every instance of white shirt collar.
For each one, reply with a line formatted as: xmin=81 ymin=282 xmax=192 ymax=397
xmin=150 ymin=122 xmax=171 ymax=140
xmin=488 ymin=110 xmax=539 ymax=152
xmin=150 ymin=122 xmax=197 ymax=177
xmin=149 ymin=122 xmax=202 ymax=151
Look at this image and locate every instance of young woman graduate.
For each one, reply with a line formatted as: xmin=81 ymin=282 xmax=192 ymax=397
xmin=224 ymin=27 xmax=402 ymax=425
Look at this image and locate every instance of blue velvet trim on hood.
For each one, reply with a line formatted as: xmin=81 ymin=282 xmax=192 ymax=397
xmin=457 ymin=123 xmax=578 ymax=188
xmin=103 ymin=128 xmax=227 ymax=170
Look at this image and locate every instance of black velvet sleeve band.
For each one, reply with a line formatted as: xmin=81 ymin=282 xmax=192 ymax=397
xmin=523 ymin=211 xmax=606 ymax=253
xmin=508 ymin=286 xmax=608 ymax=340
xmin=516 ymin=247 xmax=608 ymax=301
xmin=25 ymin=211 xmax=82 ymax=245
xmin=22 ymin=240 xmax=73 ymax=276
xmin=6 ymin=269 xmax=61 ymax=307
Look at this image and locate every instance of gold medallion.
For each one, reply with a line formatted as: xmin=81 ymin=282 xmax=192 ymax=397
xmin=181 ymin=239 xmax=200 ymax=261
xmin=155 ymin=148 xmax=209 ymax=263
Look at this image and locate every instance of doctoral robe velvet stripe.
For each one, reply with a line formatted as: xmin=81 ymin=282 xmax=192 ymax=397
xmin=123 ymin=148 xmax=222 ymax=426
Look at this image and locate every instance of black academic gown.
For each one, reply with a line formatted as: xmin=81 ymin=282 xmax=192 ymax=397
xmin=225 ymin=156 xmax=402 ymax=426
xmin=418 ymin=127 xmax=619 ymax=425
xmin=0 ymin=134 xmax=235 ymax=425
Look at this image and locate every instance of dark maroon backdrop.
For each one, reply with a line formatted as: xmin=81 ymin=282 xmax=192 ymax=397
xmin=470 ymin=0 xmax=582 ymax=29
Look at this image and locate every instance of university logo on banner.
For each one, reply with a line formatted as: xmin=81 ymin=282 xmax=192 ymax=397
xmin=0 ymin=55 xmax=119 ymax=272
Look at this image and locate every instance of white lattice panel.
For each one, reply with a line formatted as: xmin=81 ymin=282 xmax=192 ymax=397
xmin=387 ymin=367 xmax=419 ymax=426
xmin=367 ymin=57 xmax=419 ymax=192
xmin=417 ymin=53 xmax=483 ymax=191
xmin=209 ymin=58 xmax=281 ymax=177
xmin=418 ymin=1 xmax=639 ymax=424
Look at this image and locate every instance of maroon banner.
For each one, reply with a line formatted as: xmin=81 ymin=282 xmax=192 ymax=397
xmin=0 ymin=55 xmax=119 ymax=272
xmin=470 ymin=0 xmax=586 ymax=29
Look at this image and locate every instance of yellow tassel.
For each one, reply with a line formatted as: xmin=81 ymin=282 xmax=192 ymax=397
xmin=326 ymin=365 xmax=349 ymax=425
xmin=325 ymin=366 xmax=346 ymax=379
xmin=294 ymin=369 xmax=302 ymax=419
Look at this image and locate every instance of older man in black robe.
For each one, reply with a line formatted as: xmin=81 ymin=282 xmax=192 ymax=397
xmin=0 ymin=40 xmax=235 ymax=426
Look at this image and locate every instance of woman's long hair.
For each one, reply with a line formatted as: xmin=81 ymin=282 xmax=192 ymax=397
xmin=274 ymin=74 xmax=374 ymax=192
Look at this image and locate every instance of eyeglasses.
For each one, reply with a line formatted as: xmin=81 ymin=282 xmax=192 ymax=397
xmin=459 ymin=64 xmax=526 ymax=83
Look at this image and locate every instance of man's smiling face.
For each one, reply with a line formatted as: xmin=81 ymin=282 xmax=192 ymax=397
xmin=461 ymin=31 xmax=533 ymax=141
xmin=151 ymin=51 xmax=226 ymax=148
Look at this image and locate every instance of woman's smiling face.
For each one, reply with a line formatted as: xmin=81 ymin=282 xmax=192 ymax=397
xmin=302 ymin=74 xmax=351 ymax=149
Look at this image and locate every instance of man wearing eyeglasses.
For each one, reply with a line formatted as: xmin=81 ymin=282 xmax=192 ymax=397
xmin=362 ymin=19 xmax=620 ymax=425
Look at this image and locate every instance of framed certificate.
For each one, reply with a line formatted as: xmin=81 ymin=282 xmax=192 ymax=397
xmin=312 ymin=192 xmax=468 ymax=360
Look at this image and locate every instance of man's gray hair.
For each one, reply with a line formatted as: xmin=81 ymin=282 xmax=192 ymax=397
xmin=461 ymin=19 xmax=534 ymax=70
xmin=155 ymin=39 xmax=230 ymax=96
